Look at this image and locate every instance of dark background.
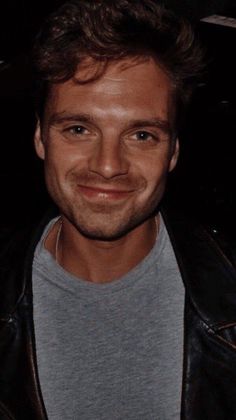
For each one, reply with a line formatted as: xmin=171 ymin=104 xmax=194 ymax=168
xmin=0 ymin=0 xmax=236 ymax=239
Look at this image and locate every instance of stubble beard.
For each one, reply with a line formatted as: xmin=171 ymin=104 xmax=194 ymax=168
xmin=57 ymin=187 xmax=164 ymax=242
xmin=46 ymin=170 xmax=166 ymax=241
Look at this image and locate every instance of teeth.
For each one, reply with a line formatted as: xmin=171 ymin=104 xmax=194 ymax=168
xmin=98 ymin=192 xmax=109 ymax=198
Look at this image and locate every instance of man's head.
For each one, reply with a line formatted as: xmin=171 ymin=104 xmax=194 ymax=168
xmin=33 ymin=0 xmax=203 ymax=131
xmin=33 ymin=0 xmax=203 ymax=241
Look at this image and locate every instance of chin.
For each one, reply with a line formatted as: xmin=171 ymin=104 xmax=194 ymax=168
xmin=75 ymin=223 xmax=133 ymax=241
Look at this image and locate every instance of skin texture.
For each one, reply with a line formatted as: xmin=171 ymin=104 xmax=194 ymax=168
xmin=34 ymin=57 xmax=179 ymax=283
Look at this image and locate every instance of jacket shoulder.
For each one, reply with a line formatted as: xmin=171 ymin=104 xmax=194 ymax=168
xmin=0 ymin=225 xmax=36 ymax=318
xmin=162 ymin=206 xmax=236 ymax=330
xmin=0 ymin=208 xmax=58 ymax=318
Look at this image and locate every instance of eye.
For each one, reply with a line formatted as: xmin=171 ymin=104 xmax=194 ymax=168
xmin=134 ymin=131 xmax=156 ymax=142
xmin=67 ymin=125 xmax=88 ymax=135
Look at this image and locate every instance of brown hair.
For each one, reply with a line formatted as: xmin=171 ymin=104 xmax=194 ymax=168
xmin=32 ymin=0 xmax=204 ymax=129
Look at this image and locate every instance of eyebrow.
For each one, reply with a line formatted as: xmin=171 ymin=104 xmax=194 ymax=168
xmin=49 ymin=112 xmax=172 ymax=136
xmin=48 ymin=112 xmax=95 ymax=126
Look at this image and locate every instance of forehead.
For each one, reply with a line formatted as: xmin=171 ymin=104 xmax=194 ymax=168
xmin=45 ymin=57 xmax=174 ymax=122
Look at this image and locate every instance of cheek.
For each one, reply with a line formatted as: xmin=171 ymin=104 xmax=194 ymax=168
xmin=137 ymin=155 xmax=172 ymax=210
xmin=144 ymin=173 xmax=168 ymax=200
xmin=44 ymin=142 xmax=87 ymax=175
xmin=137 ymin=154 xmax=171 ymax=188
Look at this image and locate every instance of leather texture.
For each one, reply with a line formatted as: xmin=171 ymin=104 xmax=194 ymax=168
xmin=0 ymin=207 xmax=236 ymax=419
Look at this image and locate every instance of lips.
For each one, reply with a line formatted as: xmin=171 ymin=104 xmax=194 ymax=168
xmin=77 ymin=184 xmax=133 ymax=200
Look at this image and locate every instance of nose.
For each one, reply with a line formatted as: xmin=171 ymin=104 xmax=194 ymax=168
xmin=88 ymin=137 xmax=129 ymax=179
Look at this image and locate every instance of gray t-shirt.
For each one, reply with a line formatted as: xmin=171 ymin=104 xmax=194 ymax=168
xmin=33 ymin=216 xmax=185 ymax=420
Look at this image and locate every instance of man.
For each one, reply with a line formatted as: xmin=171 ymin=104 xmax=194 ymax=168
xmin=0 ymin=1 xmax=236 ymax=419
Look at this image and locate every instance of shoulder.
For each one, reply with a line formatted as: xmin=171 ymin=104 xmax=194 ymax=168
xmin=0 ymin=225 xmax=34 ymax=318
xmin=0 ymin=225 xmax=34 ymax=265
xmin=0 ymin=208 xmax=58 ymax=318
xmin=161 ymin=202 xmax=235 ymax=268
xmin=0 ymin=206 xmax=59 ymax=262
xmin=161 ymin=201 xmax=236 ymax=329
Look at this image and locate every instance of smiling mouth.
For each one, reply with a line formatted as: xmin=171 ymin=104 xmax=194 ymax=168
xmin=77 ymin=184 xmax=134 ymax=200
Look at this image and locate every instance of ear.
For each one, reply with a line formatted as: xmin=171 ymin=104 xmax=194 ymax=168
xmin=169 ymin=138 xmax=179 ymax=172
xmin=34 ymin=121 xmax=45 ymax=160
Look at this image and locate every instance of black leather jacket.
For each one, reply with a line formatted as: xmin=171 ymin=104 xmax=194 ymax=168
xmin=0 ymin=208 xmax=236 ymax=420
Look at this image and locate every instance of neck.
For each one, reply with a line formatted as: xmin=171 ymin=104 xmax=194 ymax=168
xmin=45 ymin=215 xmax=159 ymax=284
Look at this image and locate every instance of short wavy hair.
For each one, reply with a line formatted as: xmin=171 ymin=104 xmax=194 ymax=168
xmin=32 ymin=0 xmax=204 ymax=130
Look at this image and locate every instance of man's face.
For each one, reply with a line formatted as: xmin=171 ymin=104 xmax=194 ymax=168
xmin=35 ymin=57 xmax=179 ymax=240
